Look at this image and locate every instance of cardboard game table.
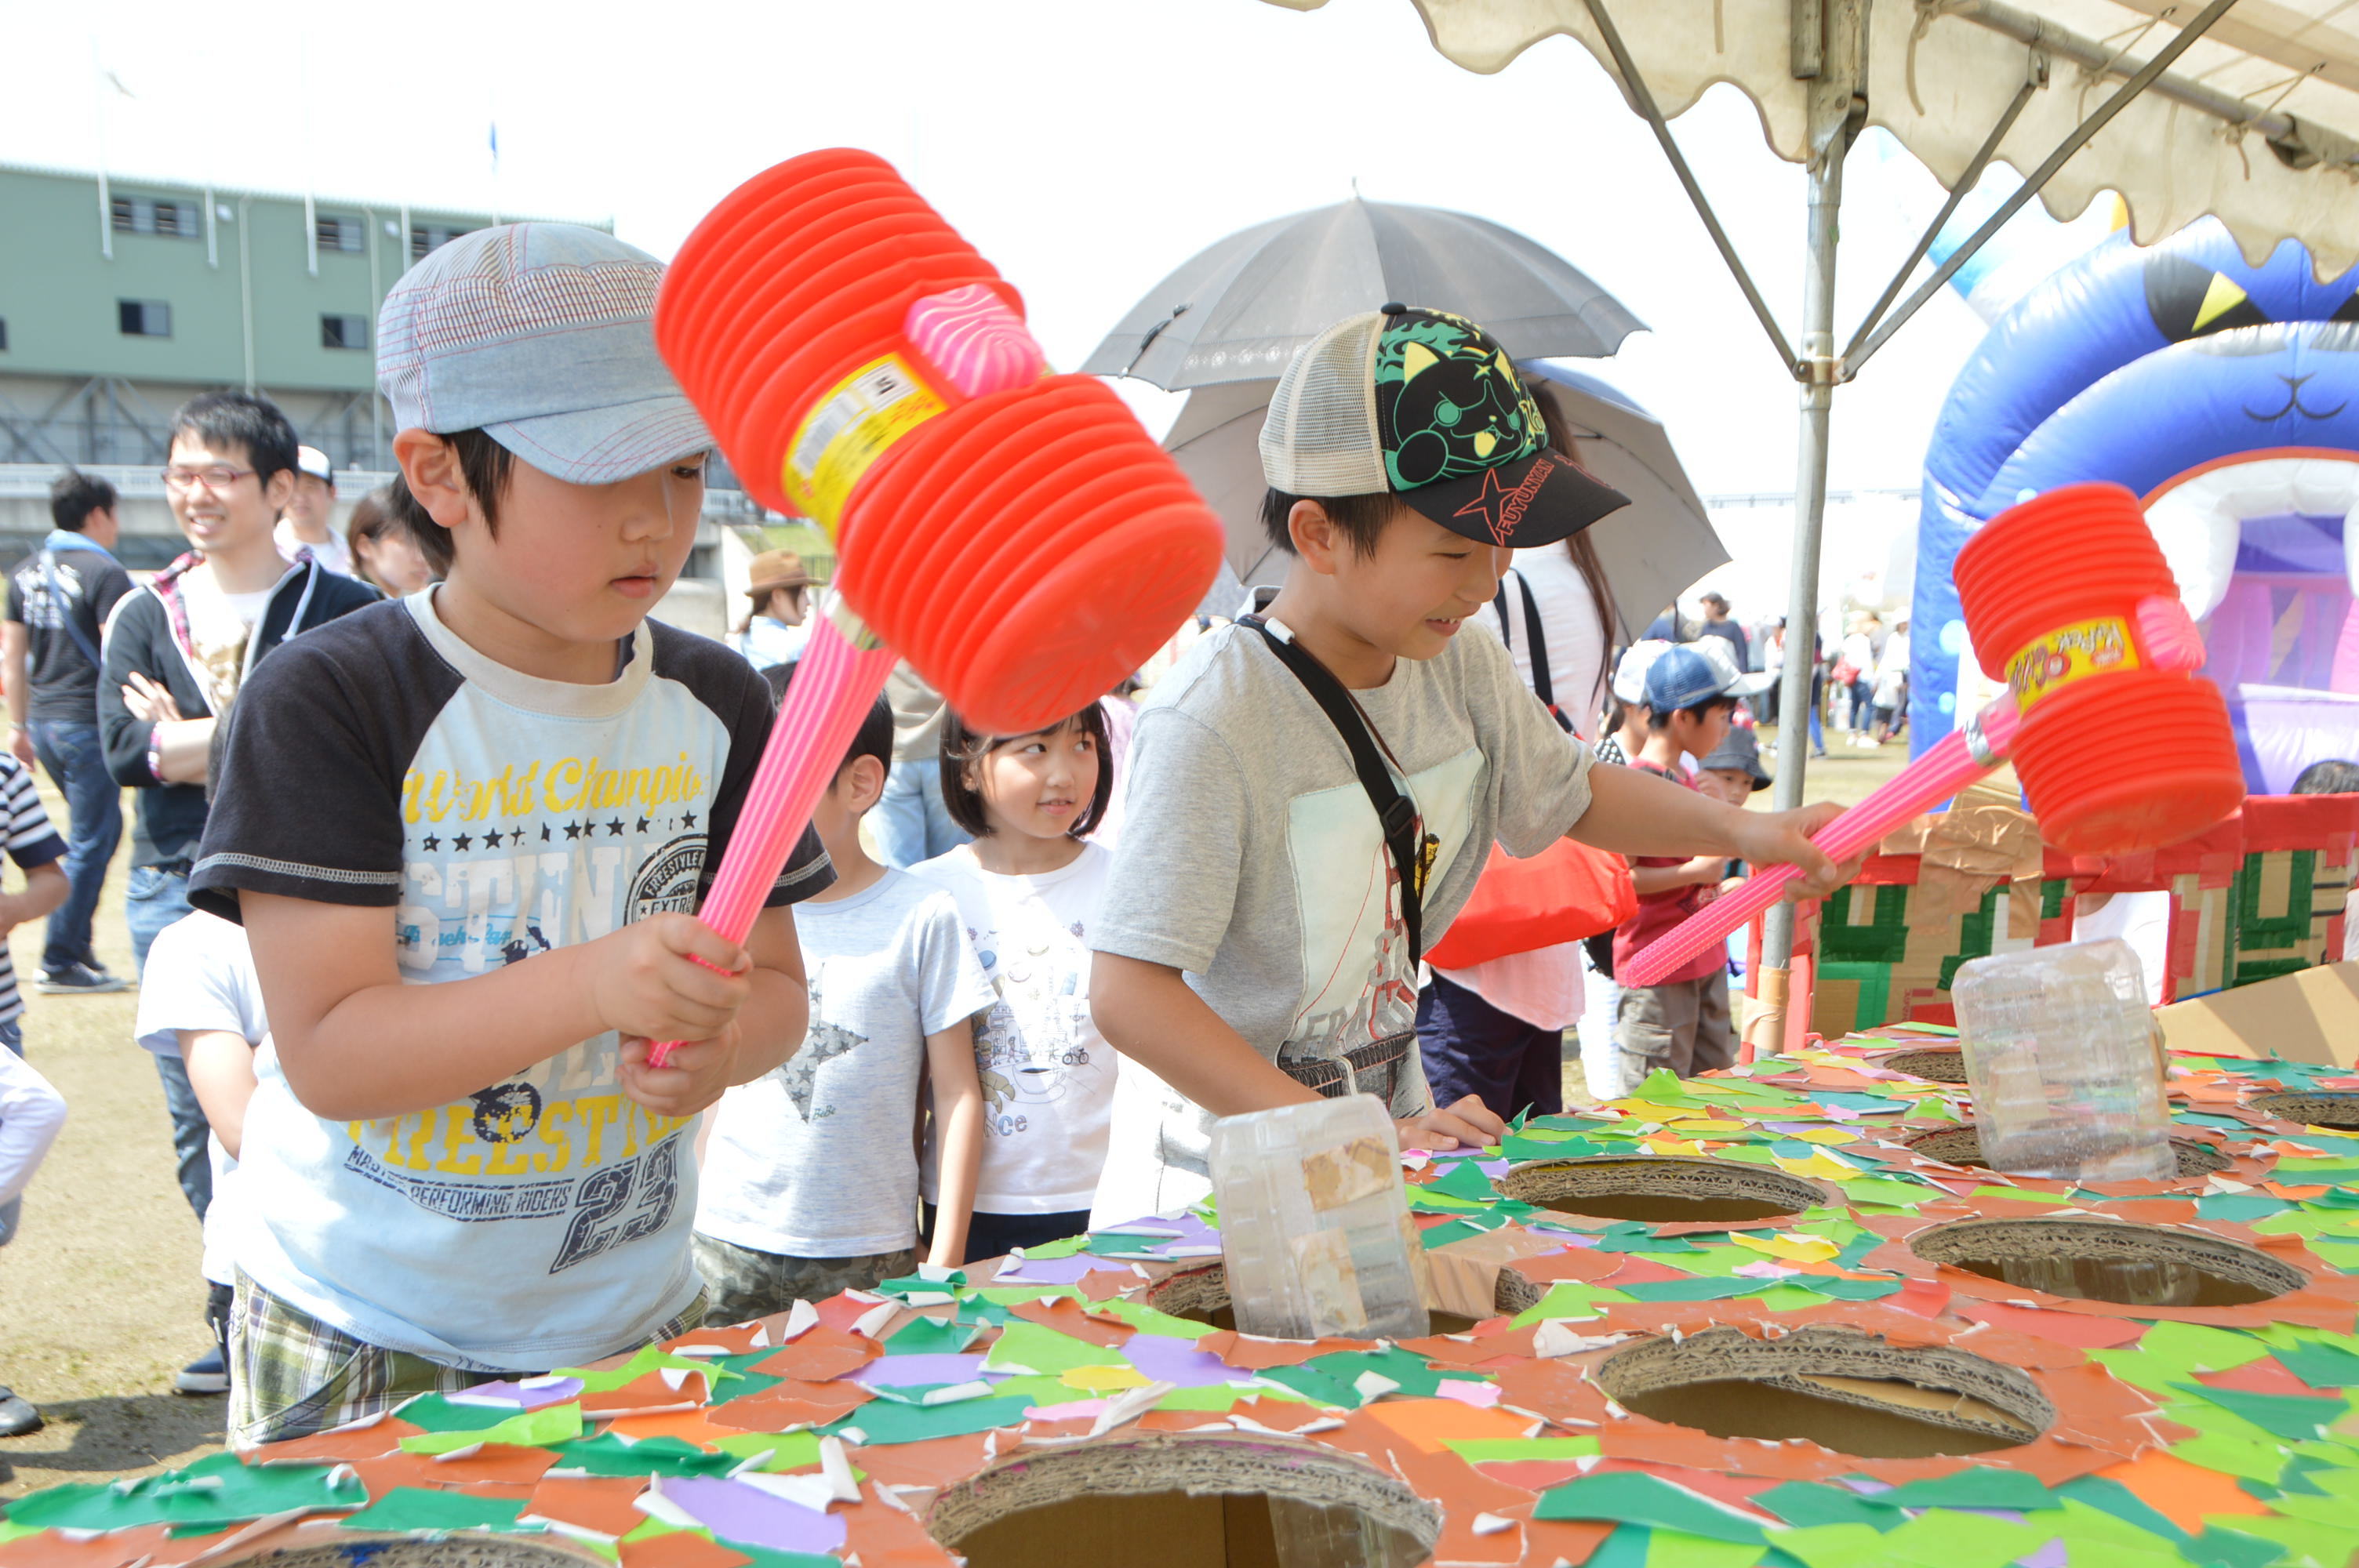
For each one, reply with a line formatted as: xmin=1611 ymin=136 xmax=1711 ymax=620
xmin=9 ymin=1033 xmax=2359 ymax=1568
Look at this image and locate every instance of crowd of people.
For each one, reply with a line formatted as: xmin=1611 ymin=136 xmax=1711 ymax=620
xmin=0 ymin=227 xmax=1866 ymax=1449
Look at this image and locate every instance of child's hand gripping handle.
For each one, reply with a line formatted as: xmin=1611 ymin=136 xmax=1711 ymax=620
xmin=644 ymin=613 xmax=899 ymax=1068
xmin=1618 ymin=699 xmax=2024 ymax=989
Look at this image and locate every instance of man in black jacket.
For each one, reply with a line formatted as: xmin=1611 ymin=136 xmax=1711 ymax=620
xmin=97 ymin=391 xmax=376 ymax=1396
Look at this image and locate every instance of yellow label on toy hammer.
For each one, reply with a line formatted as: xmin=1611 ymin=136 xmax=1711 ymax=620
xmin=2005 ymin=615 xmax=2139 ymax=711
xmin=781 ymin=354 xmax=947 ymax=539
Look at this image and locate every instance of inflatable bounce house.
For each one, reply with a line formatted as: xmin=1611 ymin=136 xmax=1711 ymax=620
xmin=1909 ymin=216 xmax=2359 ymax=793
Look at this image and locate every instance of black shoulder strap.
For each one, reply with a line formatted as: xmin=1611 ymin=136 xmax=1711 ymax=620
xmin=1242 ymin=615 xmax=1430 ymax=966
xmin=1494 ymin=570 xmax=1576 ymax=735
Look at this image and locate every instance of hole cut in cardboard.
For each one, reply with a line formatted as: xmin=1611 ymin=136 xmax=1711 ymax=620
xmin=248 ymin=1541 xmax=585 ymax=1568
xmin=1596 ymin=1324 xmax=2052 ymax=1459
xmin=925 ymin=1429 xmax=1439 ymax=1568
xmin=1903 ymin=1126 xmax=2229 ymax=1178
xmin=1144 ymin=1261 xmax=1538 ymax=1336
xmin=1496 ymin=1156 xmax=1823 ymax=1224
xmin=1910 ymin=1216 xmax=2306 ymax=1308
xmin=2250 ymin=1091 xmax=2359 ymax=1130
xmin=1882 ymin=1048 xmax=1968 ymax=1083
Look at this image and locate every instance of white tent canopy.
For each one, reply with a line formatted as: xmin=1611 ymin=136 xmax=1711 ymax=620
xmin=1277 ymin=0 xmax=2359 ymax=276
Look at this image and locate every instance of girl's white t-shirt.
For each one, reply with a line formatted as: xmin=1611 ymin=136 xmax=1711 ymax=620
xmin=910 ymin=840 xmax=1117 ymax=1214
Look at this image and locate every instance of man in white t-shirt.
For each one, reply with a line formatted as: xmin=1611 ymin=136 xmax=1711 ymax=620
xmin=134 ymin=909 xmax=268 ymax=1395
xmin=274 ymin=446 xmax=355 ymax=577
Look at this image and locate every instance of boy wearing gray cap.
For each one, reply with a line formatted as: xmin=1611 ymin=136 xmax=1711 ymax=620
xmin=190 ymin=225 xmax=832 ymax=1445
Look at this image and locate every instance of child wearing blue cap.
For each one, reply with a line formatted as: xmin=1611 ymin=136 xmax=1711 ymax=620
xmin=189 ymin=224 xmax=832 ymax=1445
xmin=1614 ymin=640 xmax=1775 ymax=1078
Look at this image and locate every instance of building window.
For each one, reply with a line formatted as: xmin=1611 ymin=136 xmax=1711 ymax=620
xmin=411 ymin=223 xmax=474 ymax=262
xmin=317 ymin=215 xmax=363 ymax=253
xmin=110 ymin=195 xmax=200 ymax=238
xmin=118 ymin=299 xmax=172 ymax=338
xmin=322 ymin=314 xmax=369 ymax=350
xmin=0 ymin=319 xmax=9 ymax=353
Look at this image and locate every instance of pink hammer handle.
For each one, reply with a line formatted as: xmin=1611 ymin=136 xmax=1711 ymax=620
xmin=1618 ymin=700 xmax=2023 ymax=988
xmin=645 ymin=616 xmax=899 ymax=1069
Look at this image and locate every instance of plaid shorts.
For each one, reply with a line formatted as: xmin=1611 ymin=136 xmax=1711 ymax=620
xmin=690 ymin=1233 xmax=917 ymax=1325
xmin=227 ymin=1272 xmax=706 ymax=1449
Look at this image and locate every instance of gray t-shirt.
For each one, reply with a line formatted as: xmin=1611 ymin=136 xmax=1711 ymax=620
xmin=1089 ymin=617 xmax=1594 ymax=1224
xmin=695 ymin=868 xmax=994 ymax=1258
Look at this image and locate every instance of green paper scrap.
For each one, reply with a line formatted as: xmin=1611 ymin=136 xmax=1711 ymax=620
xmin=2271 ymin=1341 xmax=2359 ymax=1391
xmin=954 ymin=1297 xmax=1015 ymax=1327
xmin=983 ymin=1319 xmax=1125 ymax=1375
xmin=551 ymin=1346 xmax=740 ymax=1395
xmin=710 ymin=1544 xmax=841 ymax=1568
xmin=2200 ymin=1195 xmax=2299 ymax=1221
xmin=1863 ymin=1469 xmax=2057 ymax=1512
xmin=1762 ymin=1523 xmax=1888 ymax=1568
xmin=2182 ymin=1526 xmax=2294 ymax=1568
xmin=2048 ymin=1497 xmax=2185 ymax=1562
xmin=1643 ymin=1528 xmax=1769 ymax=1568
xmin=883 ymin=1316 xmax=983 ymax=1356
xmin=4 ymin=1451 xmax=366 ymax=1534
xmin=824 ymin=1393 xmax=1034 ymax=1446
xmin=543 ymin=1432 xmax=740 ymax=1478
xmin=1512 ymin=1281 xmax=1635 ymax=1324
xmin=2094 ymin=1324 xmax=2271 ymax=1393
xmin=1754 ymin=1285 xmax=1838 ymax=1312
xmin=1751 ymin=1483 xmax=1890 ymax=1531
xmin=1968 ymin=1184 xmax=2070 ymax=1204
xmin=1253 ymin=1363 xmax=1361 ymax=1409
xmin=1869 ymin=1509 xmax=2046 ymax=1568
xmin=1587 ymin=1523 xmax=1656 ymax=1568
xmin=1502 ymin=1135 xmax=1609 ymax=1163
xmin=1429 ymin=1157 xmax=1505 ymax=1202
xmin=2168 ymin=1431 xmax=2296 ymax=1484
xmin=1419 ymin=1218 xmax=1512 ymax=1250
xmin=1830 ymin=1176 xmax=1939 ymax=1208
xmin=1535 ymin=1473 xmax=1766 ymax=1544
xmin=982 ymin=1374 xmax=1074 ymax=1406
xmin=619 ymin=1516 xmax=696 ymax=1544
xmin=1616 ymin=1276 xmax=1770 ymax=1302
xmin=339 ymin=1486 xmax=536 ymax=1534
xmin=1446 ymin=1436 xmax=1604 ymax=1462
xmin=1096 ymin=1298 xmax=1219 ymax=1340
xmin=1014 ymin=1234 xmax=1090 ymax=1259
xmin=2172 ymin=1382 xmax=2350 ymax=1443
xmin=708 ymin=1431 xmax=825 ymax=1472
xmin=1408 ymin=1187 xmax=1492 ymax=1214
xmin=2306 ymin=1239 xmax=2359 ymax=1269
xmin=873 ymin=1271 xmax=966 ymax=1299
xmin=2205 ymin=1512 xmax=2359 ymax=1566
xmin=972 ymin=1285 xmax=1083 ymax=1306
xmin=0 ymin=1522 xmax=42 ymax=1548
xmin=1081 ymin=1230 xmax=1169 ymax=1256
xmin=1301 ymin=1346 xmax=1447 ymax=1399
xmin=1782 ymin=1278 xmax=1903 ymax=1303
xmin=1593 ymin=1221 xmax=1703 ymax=1254
xmin=398 ymin=1401 xmax=582 ymax=1453
xmin=2053 ymin=1475 xmax=2192 ymax=1544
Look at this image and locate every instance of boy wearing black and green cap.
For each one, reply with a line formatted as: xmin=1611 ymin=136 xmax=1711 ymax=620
xmin=1087 ymin=307 xmax=1854 ymax=1224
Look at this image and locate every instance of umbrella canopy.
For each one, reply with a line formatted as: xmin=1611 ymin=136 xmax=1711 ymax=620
xmin=1163 ymin=365 xmax=1724 ymax=641
xmin=1267 ymin=0 xmax=2359 ymax=276
xmin=1081 ymin=197 xmax=1645 ymax=389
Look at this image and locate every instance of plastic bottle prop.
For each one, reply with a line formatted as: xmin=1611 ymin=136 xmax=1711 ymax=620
xmin=643 ymin=151 xmax=1223 ymax=1064
xmin=1622 ymin=482 xmax=2242 ymax=989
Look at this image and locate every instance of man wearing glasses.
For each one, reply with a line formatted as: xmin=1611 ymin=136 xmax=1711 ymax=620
xmin=96 ymin=390 xmax=378 ymax=1397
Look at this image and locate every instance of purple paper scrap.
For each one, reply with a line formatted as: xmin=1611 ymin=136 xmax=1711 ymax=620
xmin=995 ymin=1254 xmax=1132 ymax=1284
xmin=449 ymin=1376 xmax=583 ymax=1410
xmin=852 ymin=1353 xmax=992 ymax=1388
xmin=660 ymin=1477 xmax=848 ymax=1555
xmin=1121 ymin=1334 xmax=1244 ymax=1388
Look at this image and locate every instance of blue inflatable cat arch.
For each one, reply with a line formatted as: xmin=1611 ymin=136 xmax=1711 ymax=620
xmin=1910 ymin=221 xmax=2359 ymax=792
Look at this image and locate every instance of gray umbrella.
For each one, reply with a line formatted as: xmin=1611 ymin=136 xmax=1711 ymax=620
xmin=1082 ymin=198 xmax=1646 ymax=389
xmin=1164 ymin=363 xmax=1725 ymax=644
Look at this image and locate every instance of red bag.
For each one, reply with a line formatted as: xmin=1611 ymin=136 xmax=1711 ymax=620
xmin=1427 ymin=837 xmax=1637 ymax=970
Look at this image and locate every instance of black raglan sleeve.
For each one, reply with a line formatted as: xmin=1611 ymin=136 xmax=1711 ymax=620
xmin=189 ymin=608 xmax=452 ymax=921
xmin=691 ymin=641 xmax=834 ymax=910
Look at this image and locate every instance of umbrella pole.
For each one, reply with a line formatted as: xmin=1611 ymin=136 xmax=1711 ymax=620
xmin=1752 ymin=0 xmax=1863 ymax=1058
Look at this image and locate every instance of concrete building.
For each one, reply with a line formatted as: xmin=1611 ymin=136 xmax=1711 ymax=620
xmin=0 ymin=162 xmax=796 ymax=622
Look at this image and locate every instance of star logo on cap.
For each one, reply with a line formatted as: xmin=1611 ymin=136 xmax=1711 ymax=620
xmin=1454 ymin=466 xmax=1517 ymax=545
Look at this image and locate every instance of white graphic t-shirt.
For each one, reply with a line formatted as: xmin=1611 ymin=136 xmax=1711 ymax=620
xmin=1089 ymin=619 xmax=1594 ymax=1225
xmin=187 ymin=589 xmax=831 ymax=1370
xmin=696 ymin=869 xmax=994 ymax=1258
xmin=134 ymin=910 xmax=268 ymax=1289
xmin=911 ymin=840 xmax=1117 ymax=1215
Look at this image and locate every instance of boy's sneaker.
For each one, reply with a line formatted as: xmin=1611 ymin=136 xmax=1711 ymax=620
xmin=0 ymin=1387 xmax=40 ymax=1436
xmin=38 ymin=962 xmax=127 ymax=995
xmin=173 ymin=1347 xmax=229 ymax=1396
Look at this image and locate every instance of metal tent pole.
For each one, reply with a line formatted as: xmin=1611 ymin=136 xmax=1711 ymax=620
xmin=1751 ymin=0 xmax=1866 ymax=1054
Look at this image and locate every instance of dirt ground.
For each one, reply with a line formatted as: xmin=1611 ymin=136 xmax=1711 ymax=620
xmin=0 ymin=720 xmax=1917 ymax=1501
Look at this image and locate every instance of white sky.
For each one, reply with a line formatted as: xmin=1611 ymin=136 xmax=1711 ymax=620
xmin=9 ymin=0 xmax=1996 ymax=505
